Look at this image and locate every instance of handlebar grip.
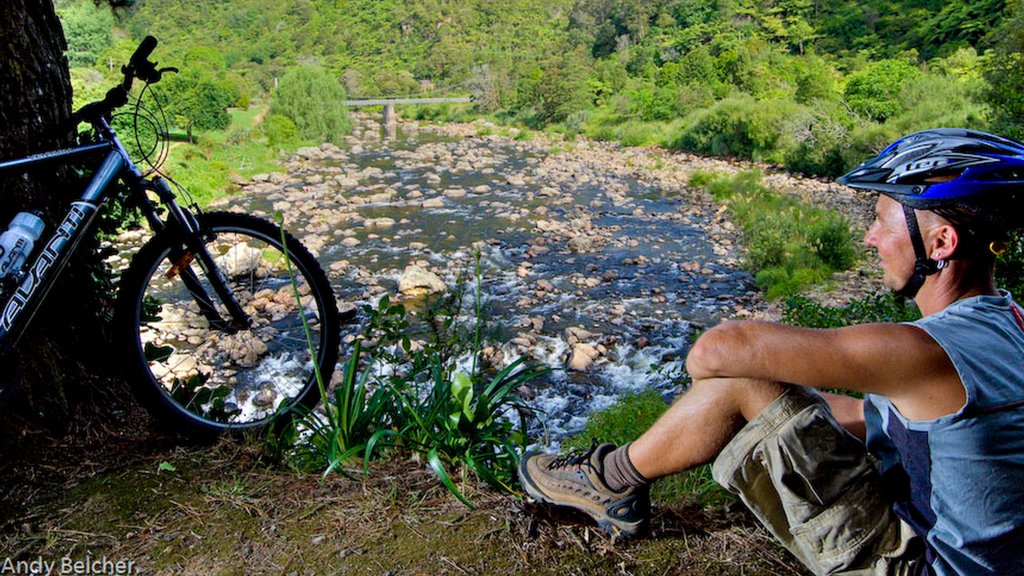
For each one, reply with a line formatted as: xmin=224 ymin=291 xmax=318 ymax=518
xmin=130 ymin=36 xmax=158 ymax=66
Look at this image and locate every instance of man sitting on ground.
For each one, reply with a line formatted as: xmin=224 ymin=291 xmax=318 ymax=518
xmin=519 ymin=129 xmax=1024 ymax=575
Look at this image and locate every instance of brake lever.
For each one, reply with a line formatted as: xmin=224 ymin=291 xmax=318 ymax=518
xmin=151 ymin=67 xmax=179 ymax=83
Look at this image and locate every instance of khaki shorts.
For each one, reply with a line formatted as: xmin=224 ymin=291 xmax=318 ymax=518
xmin=711 ymin=386 xmax=925 ymax=576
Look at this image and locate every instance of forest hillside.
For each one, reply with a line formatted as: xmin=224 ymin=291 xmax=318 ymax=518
xmin=59 ymin=0 xmax=1024 ymax=177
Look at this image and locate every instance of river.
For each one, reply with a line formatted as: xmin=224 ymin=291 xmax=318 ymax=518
xmin=208 ymin=116 xmax=768 ymax=443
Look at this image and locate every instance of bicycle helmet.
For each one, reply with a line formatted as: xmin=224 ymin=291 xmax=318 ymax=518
xmin=838 ymin=128 xmax=1024 ymax=297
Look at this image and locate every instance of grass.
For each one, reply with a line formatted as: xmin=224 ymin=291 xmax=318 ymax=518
xmin=155 ymin=106 xmax=306 ymax=207
xmin=689 ymin=169 xmax=860 ymax=298
xmin=0 ymin=434 xmax=807 ymax=575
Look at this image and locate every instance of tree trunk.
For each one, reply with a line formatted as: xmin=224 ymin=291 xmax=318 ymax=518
xmin=0 ymin=0 xmax=115 ymax=431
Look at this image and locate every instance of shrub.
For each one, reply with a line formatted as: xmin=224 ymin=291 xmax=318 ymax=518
xmin=782 ymin=101 xmax=856 ymax=177
xmin=627 ymin=82 xmax=678 ymax=121
xmin=783 ymin=293 xmax=921 ymax=328
xmin=669 ymin=95 xmax=805 ymax=164
xmin=843 ymin=59 xmax=921 ymax=122
xmin=270 ymin=64 xmax=352 ymax=144
xmin=262 ymin=114 xmax=298 ymax=148
xmin=888 ymin=72 xmax=989 ymax=134
xmin=996 ymin=231 xmax=1024 ymax=298
xmin=225 ymin=126 xmax=253 ymax=145
xmin=810 ymin=214 xmax=859 ymax=270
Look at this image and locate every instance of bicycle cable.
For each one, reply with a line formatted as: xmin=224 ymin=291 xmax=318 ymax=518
xmin=119 ymin=81 xmax=202 ymax=212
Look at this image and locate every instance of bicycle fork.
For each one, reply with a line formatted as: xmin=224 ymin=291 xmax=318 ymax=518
xmin=147 ymin=178 xmax=251 ymax=333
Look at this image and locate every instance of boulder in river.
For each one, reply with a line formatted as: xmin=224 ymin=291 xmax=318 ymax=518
xmin=398 ymin=265 xmax=447 ymax=296
xmin=568 ymin=342 xmax=601 ymax=371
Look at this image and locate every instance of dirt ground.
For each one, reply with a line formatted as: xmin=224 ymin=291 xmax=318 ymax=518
xmin=0 ymin=411 xmax=809 ymax=576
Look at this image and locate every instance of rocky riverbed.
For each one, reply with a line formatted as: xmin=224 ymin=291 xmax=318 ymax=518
xmin=146 ymin=113 xmax=884 ymax=441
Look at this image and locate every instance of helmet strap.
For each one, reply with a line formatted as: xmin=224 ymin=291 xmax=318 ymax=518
xmin=898 ymin=204 xmax=940 ymax=298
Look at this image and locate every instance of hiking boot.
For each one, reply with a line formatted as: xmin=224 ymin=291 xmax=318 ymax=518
xmin=519 ymin=443 xmax=650 ymax=538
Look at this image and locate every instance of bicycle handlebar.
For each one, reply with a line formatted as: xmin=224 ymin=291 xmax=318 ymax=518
xmin=73 ymin=36 xmax=176 ymax=126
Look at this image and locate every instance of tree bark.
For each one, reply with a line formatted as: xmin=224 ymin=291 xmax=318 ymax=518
xmin=0 ymin=0 xmax=115 ymax=430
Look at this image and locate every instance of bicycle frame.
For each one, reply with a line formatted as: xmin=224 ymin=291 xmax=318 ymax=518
xmin=0 ymin=117 xmax=249 ymax=346
xmin=0 ymin=137 xmax=126 ymax=343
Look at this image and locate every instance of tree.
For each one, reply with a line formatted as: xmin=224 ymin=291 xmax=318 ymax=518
xmin=843 ymin=58 xmax=921 ymax=122
xmin=56 ymin=0 xmax=115 ymax=67
xmin=161 ymin=68 xmax=238 ymax=142
xmin=984 ymin=0 xmax=1024 ymax=140
xmin=1 ymin=0 xmax=117 ymax=429
xmin=270 ymin=65 xmax=351 ymax=144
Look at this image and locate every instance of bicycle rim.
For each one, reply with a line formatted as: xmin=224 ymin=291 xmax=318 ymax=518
xmin=127 ymin=217 xmax=336 ymax=432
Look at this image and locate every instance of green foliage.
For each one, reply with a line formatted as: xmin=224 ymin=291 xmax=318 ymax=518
xmin=983 ymin=0 xmax=1024 ymax=140
xmin=781 ymin=101 xmax=855 ymax=176
xmin=280 ymin=273 xmax=549 ymax=506
xmin=160 ymin=68 xmax=239 ymax=141
xmin=87 ymin=0 xmax=1013 ymax=180
xmin=515 ymin=49 xmax=593 ymax=126
xmin=282 ymin=340 xmax=395 ymax=477
xmin=783 ymin=293 xmax=921 ymax=328
xmin=843 ymin=59 xmax=921 ymax=122
xmin=384 ymin=354 xmax=548 ymax=504
xmin=668 ymin=95 xmax=805 ymax=164
xmin=694 ymin=170 xmax=860 ymax=297
xmin=996 ymin=230 xmax=1024 ymax=298
xmin=262 ymin=114 xmax=298 ymax=148
xmin=160 ymin=128 xmax=295 ymax=207
xmin=57 ymin=0 xmax=115 ymax=67
xmin=270 ymin=65 xmax=352 ymax=144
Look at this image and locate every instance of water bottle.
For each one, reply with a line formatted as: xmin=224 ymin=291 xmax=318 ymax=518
xmin=0 ymin=211 xmax=45 ymax=279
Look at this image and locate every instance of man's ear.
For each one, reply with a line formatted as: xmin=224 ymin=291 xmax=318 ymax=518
xmin=929 ymin=222 xmax=959 ymax=260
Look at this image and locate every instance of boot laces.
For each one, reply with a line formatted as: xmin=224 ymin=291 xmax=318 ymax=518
xmin=547 ymin=441 xmax=601 ymax=473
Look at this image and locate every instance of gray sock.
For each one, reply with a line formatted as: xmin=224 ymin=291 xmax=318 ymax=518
xmin=602 ymin=442 xmax=650 ymax=492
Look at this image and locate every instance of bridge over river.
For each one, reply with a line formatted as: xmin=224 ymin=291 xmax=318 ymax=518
xmin=344 ymin=97 xmax=473 ymax=127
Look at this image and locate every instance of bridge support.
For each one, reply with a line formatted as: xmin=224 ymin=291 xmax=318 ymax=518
xmin=382 ymin=103 xmax=398 ymax=128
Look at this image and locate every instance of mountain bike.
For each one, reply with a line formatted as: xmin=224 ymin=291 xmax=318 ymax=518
xmin=0 ymin=36 xmax=340 ymax=439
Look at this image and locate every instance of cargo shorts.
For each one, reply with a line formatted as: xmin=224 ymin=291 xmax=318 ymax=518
xmin=711 ymin=386 xmax=925 ymax=576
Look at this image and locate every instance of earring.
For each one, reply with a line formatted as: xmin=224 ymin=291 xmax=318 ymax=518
xmin=990 ymin=241 xmax=1009 ymax=256
xmin=936 ymin=259 xmax=948 ymax=270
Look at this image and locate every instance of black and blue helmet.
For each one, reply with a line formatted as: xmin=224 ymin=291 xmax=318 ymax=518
xmin=838 ymin=128 xmax=1024 ymax=224
xmin=839 ymin=129 xmax=1024 ymax=297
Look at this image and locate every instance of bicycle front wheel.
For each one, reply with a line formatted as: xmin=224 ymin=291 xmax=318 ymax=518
xmin=115 ymin=211 xmax=340 ymax=439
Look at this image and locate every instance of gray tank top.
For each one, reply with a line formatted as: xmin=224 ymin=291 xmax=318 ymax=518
xmin=865 ymin=291 xmax=1024 ymax=575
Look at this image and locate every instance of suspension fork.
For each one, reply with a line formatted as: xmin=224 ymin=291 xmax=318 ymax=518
xmin=148 ymin=177 xmax=251 ymax=332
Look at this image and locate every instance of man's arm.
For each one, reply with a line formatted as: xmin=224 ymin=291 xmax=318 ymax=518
xmin=686 ymin=320 xmax=965 ymax=421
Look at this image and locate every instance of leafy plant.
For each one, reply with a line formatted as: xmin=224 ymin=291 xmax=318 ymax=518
xmin=273 ymin=237 xmax=548 ymax=505
xmin=782 ymin=292 xmax=921 ymax=328
xmin=283 ymin=340 xmax=394 ymax=477
xmin=385 ymin=356 xmax=548 ymax=506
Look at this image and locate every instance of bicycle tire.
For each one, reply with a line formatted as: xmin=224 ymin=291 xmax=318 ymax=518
xmin=114 ymin=211 xmax=340 ymax=439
